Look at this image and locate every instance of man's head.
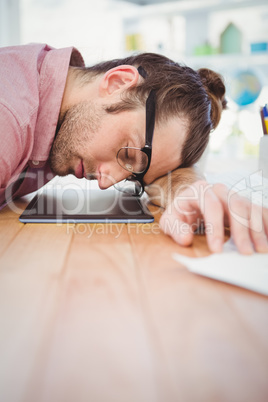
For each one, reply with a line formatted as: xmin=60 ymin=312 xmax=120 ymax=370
xmin=49 ymin=52 xmax=227 ymax=190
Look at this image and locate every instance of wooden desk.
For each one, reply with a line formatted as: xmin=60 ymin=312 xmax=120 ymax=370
xmin=0 ymin=199 xmax=268 ymax=402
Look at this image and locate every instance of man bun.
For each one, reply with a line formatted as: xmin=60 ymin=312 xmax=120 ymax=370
xmin=197 ymin=68 xmax=227 ymax=129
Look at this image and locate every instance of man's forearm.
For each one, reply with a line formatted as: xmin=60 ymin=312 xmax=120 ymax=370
xmin=145 ymin=166 xmax=204 ymax=208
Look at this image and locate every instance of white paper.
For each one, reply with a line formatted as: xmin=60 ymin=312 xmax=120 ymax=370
xmin=173 ymin=239 xmax=268 ymax=296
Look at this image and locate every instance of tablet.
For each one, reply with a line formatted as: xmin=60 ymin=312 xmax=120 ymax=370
xmin=19 ymin=187 xmax=154 ymax=223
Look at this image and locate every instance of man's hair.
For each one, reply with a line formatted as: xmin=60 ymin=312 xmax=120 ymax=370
xmin=79 ymin=53 xmax=227 ymax=168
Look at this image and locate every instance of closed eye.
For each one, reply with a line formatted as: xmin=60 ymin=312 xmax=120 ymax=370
xmin=125 ymin=147 xmax=129 ymax=159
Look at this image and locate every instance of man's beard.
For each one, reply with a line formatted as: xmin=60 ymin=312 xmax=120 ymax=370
xmin=49 ymin=101 xmax=103 ymax=176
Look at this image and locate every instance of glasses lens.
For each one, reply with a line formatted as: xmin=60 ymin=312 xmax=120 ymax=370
xmin=114 ymin=178 xmax=143 ymax=197
xmin=117 ymin=148 xmax=148 ymax=174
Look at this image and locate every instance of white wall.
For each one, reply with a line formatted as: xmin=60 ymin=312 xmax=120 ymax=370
xmin=0 ymin=0 xmax=20 ymax=46
xmin=19 ymin=0 xmax=135 ymax=65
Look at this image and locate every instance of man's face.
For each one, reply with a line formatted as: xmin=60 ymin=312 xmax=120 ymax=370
xmin=49 ymin=100 xmax=188 ymax=188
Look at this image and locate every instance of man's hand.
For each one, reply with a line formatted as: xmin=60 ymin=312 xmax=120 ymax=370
xmin=159 ymin=180 xmax=268 ymax=254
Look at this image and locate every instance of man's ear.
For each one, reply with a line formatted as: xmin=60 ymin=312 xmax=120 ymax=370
xmin=99 ymin=65 xmax=139 ymax=97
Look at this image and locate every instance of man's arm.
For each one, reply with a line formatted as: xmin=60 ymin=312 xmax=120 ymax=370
xmin=145 ymin=166 xmax=204 ymax=209
xmin=146 ymin=167 xmax=268 ymax=255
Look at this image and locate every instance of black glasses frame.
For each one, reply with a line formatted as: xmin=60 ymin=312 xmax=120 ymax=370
xmin=127 ymin=89 xmax=156 ymax=196
xmin=117 ymin=66 xmax=156 ymax=197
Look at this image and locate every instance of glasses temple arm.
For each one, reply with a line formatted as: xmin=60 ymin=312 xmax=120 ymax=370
xmin=137 ymin=66 xmax=156 ymax=147
xmin=145 ymin=90 xmax=156 ymax=147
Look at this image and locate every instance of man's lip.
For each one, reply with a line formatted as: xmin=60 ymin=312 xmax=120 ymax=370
xmin=75 ymin=160 xmax=84 ymax=179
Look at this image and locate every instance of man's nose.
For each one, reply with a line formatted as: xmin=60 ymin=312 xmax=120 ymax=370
xmin=98 ymin=163 xmax=130 ymax=189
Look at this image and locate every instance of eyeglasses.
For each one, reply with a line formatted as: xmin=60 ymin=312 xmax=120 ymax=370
xmin=115 ymin=68 xmax=156 ymax=197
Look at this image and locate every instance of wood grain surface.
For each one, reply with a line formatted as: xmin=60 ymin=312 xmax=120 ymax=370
xmin=0 ymin=200 xmax=267 ymax=402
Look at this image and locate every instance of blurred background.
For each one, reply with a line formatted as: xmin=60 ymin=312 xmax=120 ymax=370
xmin=1 ymin=0 xmax=268 ymax=174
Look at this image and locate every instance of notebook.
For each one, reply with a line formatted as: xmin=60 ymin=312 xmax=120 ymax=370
xmin=173 ymin=238 xmax=268 ymax=296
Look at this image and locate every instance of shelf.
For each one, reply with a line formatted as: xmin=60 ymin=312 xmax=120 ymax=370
xmin=182 ymin=52 xmax=268 ymax=70
xmin=120 ymin=0 xmax=268 ymax=18
xmin=121 ymin=0 xmax=268 ymax=77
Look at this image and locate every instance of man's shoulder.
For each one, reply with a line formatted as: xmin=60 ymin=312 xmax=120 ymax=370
xmin=0 ymin=44 xmax=45 ymax=131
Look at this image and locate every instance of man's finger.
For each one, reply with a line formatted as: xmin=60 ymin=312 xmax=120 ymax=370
xmin=159 ymin=208 xmax=195 ymax=247
xmin=248 ymin=204 xmax=268 ymax=253
xmin=200 ymin=186 xmax=225 ymax=253
xmin=160 ymin=180 xmax=225 ymax=252
xmin=215 ymin=185 xmax=268 ymax=254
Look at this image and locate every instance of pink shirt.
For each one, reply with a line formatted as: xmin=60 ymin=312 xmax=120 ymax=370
xmin=0 ymin=43 xmax=84 ymax=209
